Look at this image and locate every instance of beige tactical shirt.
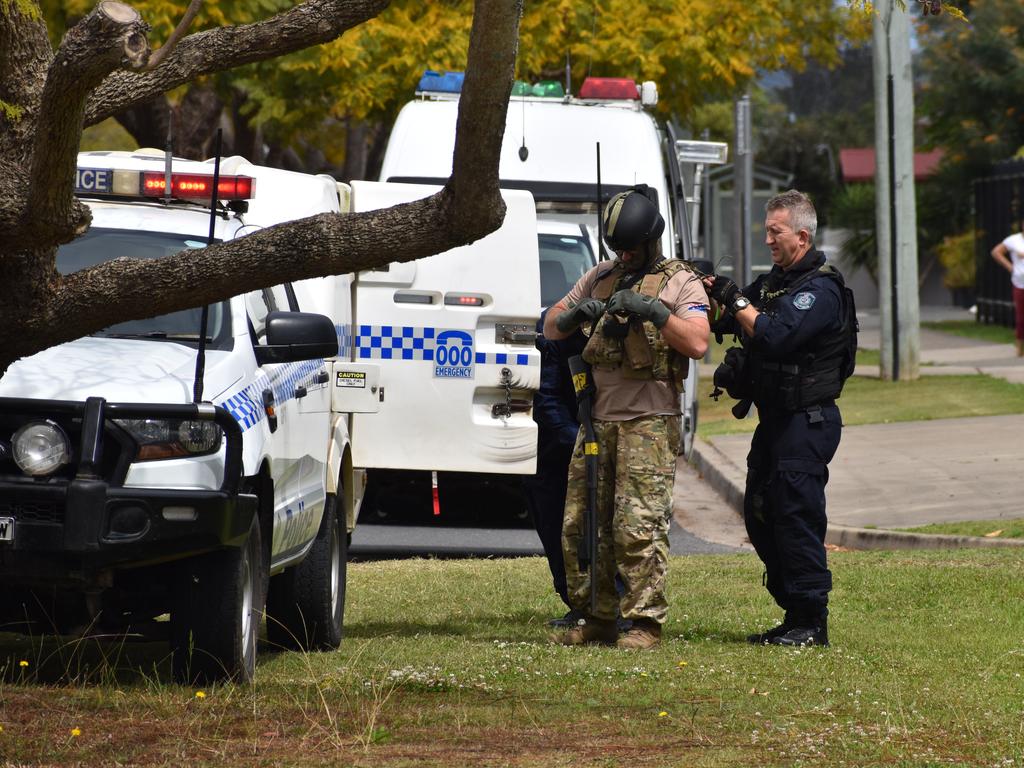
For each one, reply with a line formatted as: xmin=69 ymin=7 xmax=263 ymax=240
xmin=564 ymin=263 xmax=709 ymax=421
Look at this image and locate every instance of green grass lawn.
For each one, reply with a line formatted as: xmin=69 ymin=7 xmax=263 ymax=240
xmin=898 ymin=517 xmax=1024 ymax=539
xmin=922 ymin=319 xmax=1017 ymax=345
xmin=1 ymin=553 xmax=1022 ymax=766
xmin=696 ymin=342 xmax=1024 ymax=438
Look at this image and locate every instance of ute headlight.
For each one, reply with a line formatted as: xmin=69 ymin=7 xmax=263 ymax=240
xmin=12 ymin=420 xmax=71 ymax=476
xmin=117 ymin=418 xmax=222 ymax=460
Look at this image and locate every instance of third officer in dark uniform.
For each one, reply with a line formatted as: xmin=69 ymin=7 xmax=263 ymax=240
xmin=703 ymin=189 xmax=855 ymax=648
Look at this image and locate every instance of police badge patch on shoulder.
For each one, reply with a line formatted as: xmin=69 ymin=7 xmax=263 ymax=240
xmin=792 ymin=292 xmax=816 ymax=310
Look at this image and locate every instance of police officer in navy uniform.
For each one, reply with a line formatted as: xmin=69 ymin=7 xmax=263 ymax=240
xmin=523 ymin=307 xmax=587 ymax=625
xmin=703 ymin=189 xmax=851 ymax=648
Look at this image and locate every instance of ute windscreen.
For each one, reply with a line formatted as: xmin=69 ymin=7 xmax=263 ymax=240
xmin=56 ymin=228 xmax=232 ymax=349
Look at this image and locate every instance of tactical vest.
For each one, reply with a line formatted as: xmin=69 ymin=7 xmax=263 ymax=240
xmin=747 ymin=263 xmax=856 ymax=410
xmin=581 ymin=259 xmax=693 ymax=390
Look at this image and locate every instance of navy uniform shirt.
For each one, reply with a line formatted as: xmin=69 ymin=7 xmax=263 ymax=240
xmin=744 ymin=249 xmax=843 ymax=362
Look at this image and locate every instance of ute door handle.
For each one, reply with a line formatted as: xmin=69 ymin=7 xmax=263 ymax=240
xmin=295 ymin=386 xmax=308 ymax=399
xmin=315 ymin=370 xmax=329 ymax=384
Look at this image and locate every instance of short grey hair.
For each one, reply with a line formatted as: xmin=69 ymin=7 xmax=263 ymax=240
xmin=766 ymin=189 xmax=817 ymax=241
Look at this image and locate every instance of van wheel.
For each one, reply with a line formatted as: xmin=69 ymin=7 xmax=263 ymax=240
xmin=266 ymin=494 xmax=346 ymax=651
xmin=171 ymin=515 xmax=266 ymax=684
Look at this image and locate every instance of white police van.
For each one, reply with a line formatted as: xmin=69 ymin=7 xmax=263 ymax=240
xmin=0 ymin=150 xmax=351 ymax=683
xmin=377 ymin=71 xmax=726 ymax=485
xmin=298 ymin=180 xmax=543 ymax=524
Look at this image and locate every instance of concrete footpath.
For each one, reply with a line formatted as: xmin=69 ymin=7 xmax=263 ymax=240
xmin=690 ymin=306 xmax=1024 ymax=550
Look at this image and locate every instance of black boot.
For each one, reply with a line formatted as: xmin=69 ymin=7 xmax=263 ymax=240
xmin=746 ymin=615 xmax=792 ymax=645
xmin=547 ymin=608 xmax=584 ymax=628
xmin=768 ymin=616 xmax=829 ymax=648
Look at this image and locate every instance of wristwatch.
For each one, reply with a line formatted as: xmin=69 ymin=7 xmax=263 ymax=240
xmin=732 ymin=295 xmax=752 ymax=313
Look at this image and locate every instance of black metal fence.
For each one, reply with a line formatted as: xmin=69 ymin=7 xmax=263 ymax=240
xmin=974 ymin=158 xmax=1024 ymax=326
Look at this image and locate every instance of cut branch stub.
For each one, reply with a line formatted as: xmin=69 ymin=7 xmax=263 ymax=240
xmin=98 ymin=1 xmax=142 ymax=24
xmin=94 ymin=2 xmax=151 ymax=70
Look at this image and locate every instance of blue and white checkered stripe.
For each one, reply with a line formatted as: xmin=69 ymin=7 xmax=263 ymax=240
xmin=218 ymin=358 xmax=325 ymax=433
xmin=267 ymin=358 xmax=323 ymax=404
xmin=220 ymin=371 xmax=271 ymax=431
xmin=355 ymin=325 xmax=533 ymax=367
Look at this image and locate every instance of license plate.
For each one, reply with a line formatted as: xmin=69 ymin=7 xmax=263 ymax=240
xmin=0 ymin=517 xmax=13 ymax=541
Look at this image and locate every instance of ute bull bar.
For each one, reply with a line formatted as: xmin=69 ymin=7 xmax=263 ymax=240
xmin=0 ymin=397 xmax=254 ymax=581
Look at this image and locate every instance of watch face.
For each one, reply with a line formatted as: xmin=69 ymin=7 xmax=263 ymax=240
xmin=734 ymin=297 xmax=751 ymax=310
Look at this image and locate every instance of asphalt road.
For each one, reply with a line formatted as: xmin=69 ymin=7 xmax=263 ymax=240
xmin=349 ymin=457 xmax=749 ymax=560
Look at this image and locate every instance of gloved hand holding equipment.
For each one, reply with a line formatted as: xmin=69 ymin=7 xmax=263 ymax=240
xmin=605 ymin=289 xmax=671 ymax=329
xmin=708 ymin=275 xmax=742 ymax=312
xmin=556 ymin=298 xmax=605 ymax=333
xmin=567 ymin=354 xmax=599 ymax=616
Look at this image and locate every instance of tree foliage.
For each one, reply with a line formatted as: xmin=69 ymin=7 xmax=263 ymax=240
xmin=917 ymin=0 xmax=1024 ymax=232
xmin=41 ymin=0 xmax=870 ymax=176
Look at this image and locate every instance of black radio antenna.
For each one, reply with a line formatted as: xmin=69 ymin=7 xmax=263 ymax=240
xmin=193 ymin=127 xmax=222 ymax=404
xmin=596 ymin=142 xmax=608 ymax=261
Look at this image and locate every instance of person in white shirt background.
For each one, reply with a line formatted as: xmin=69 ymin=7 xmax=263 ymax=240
xmin=991 ymin=231 xmax=1024 ymax=357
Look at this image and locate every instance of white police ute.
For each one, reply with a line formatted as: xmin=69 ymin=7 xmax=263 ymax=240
xmin=0 ymin=150 xmax=350 ymax=683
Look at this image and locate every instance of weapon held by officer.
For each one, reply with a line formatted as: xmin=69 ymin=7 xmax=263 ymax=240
xmin=567 ymin=353 xmax=599 ymax=617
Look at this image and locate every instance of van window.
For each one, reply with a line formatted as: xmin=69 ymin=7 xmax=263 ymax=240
xmin=56 ymin=228 xmax=232 ymax=350
xmin=538 ymin=233 xmax=595 ymax=308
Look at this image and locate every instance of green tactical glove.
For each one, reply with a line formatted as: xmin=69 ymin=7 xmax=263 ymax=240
xmin=605 ymin=289 xmax=671 ymax=329
xmin=555 ymin=298 xmax=605 ymax=332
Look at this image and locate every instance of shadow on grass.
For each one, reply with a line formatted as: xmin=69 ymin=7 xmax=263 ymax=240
xmin=345 ymin=611 xmax=766 ymax=648
xmin=344 ymin=608 xmax=556 ymax=643
xmin=0 ymin=629 xmax=172 ymax=686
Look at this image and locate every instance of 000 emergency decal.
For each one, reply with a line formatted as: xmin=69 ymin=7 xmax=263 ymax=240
xmin=433 ymin=330 xmax=474 ymax=379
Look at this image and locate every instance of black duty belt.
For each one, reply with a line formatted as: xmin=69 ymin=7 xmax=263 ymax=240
xmin=760 ymin=361 xmax=800 ymax=375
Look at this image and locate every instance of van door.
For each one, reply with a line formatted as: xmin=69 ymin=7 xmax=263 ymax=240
xmin=340 ymin=181 xmax=541 ymax=475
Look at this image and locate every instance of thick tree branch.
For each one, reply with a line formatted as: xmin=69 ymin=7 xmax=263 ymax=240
xmin=30 ymin=0 xmax=522 ymax=359
xmin=46 ymin=198 xmax=455 ymax=343
xmin=84 ymin=0 xmax=389 ymax=126
xmin=21 ymin=2 xmax=151 ymax=249
xmin=449 ymin=0 xmax=522 ymax=239
xmin=0 ymin=0 xmax=521 ymax=375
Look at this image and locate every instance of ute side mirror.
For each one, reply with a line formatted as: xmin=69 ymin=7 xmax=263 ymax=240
xmin=254 ymin=311 xmax=339 ymax=365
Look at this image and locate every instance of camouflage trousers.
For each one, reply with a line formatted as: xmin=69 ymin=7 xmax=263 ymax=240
xmin=561 ymin=414 xmax=680 ymax=625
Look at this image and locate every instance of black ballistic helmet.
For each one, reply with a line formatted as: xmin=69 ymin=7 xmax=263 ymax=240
xmin=602 ymin=187 xmax=665 ymax=251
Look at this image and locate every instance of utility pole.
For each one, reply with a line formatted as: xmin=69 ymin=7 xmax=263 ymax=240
xmin=733 ymin=93 xmax=753 ymax=287
xmin=872 ymin=1 xmax=920 ymax=381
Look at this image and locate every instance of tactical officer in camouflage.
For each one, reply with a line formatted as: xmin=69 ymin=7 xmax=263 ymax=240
xmin=543 ymin=187 xmax=711 ymax=650
xmin=703 ymin=189 xmax=854 ymax=649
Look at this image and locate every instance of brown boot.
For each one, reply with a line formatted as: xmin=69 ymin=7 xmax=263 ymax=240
xmin=1016 ymin=340 xmax=1023 ymax=358
xmin=549 ymin=617 xmax=618 ymax=646
xmin=616 ymin=619 xmax=662 ymax=650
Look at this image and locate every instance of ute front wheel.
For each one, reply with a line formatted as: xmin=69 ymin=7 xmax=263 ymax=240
xmin=171 ymin=515 xmax=266 ymax=684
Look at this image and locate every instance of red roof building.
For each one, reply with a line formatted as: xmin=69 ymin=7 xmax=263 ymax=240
xmin=839 ymin=147 xmax=944 ymax=183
